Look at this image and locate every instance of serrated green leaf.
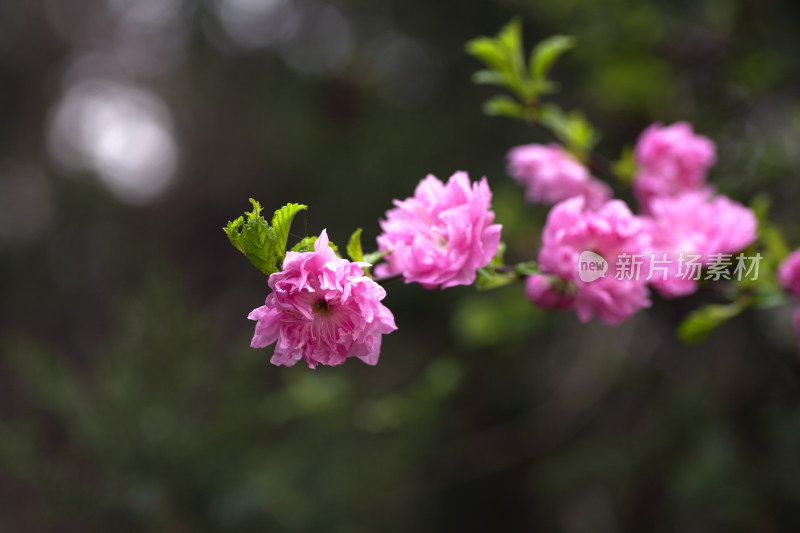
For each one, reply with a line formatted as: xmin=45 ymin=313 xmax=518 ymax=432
xmin=271 ymin=203 xmax=307 ymax=262
xmin=224 ymin=199 xmax=279 ymax=276
xmin=346 ymin=228 xmax=364 ymax=263
xmin=224 ymin=200 xmax=308 ymax=276
xmin=290 ymin=235 xmax=339 ymax=256
xmin=246 ymin=198 xmax=263 ymax=220
xmin=291 ymin=236 xmax=318 ymax=253
xmin=530 ymin=35 xmax=576 ymax=82
xmin=677 ymin=300 xmax=748 ymax=344
xmin=223 ymin=216 xmax=246 ymax=254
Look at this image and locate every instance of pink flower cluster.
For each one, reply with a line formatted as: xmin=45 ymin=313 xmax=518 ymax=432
xmin=376 ymin=172 xmax=502 ymax=289
xmin=507 ymin=144 xmax=611 ymax=208
xmin=249 ymin=230 xmax=397 ymax=369
xmin=632 ymin=122 xmax=716 ymax=213
xmin=527 ymin=121 xmax=758 ymax=323
xmin=778 ymin=250 xmax=800 ymax=348
xmin=247 ymin=120 xmax=761 ymax=367
xmin=250 ymin=173 xmax=503 ymax=368
xmin=535 ymin=197 xmax=652 ymax=324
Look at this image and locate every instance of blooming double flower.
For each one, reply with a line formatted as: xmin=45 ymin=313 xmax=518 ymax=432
xmin=249 ymin=230 xmax=397 ymax=369
xmin=376 ymin=172 xmax=502 ymax=289
xmin=535 ymin=197 xmax=652 ymax=324
xmin=633 ymin=122 xmax=716 ymax=212
xmin=645 ymin=191 xmax=758 ymax=298
xmin=506 ymin=143 xmax=612 ymax=208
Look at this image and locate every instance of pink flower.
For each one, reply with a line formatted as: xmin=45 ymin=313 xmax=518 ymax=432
xmin=633 ymin=122 xmax=716 ymax=212
xmin=376 ymin=172 xmax=502 ymax=289
xmin=525 ymin=274 xmax=575 ymax=310
xmin=249 ymin=230 xmax=397 ymax=369
xmin=537 ymin=197 xmax=652 ymax=325
xmin=507 ymin=143 xmax=612 ymax=208
xmin=574 ymin=278 xmax=652 ymax=325
xmin=778 ymin=249 xmax=800 ymax=300
xmin=646 ymin=191 xmax=758 ymax=298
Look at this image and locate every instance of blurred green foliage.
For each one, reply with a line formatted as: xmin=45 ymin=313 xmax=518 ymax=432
xmin=1 ymin=0 xmax=800 ymax=531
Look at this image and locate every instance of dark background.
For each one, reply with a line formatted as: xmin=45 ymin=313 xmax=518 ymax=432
xmin=2 ymin=0 xmax=800 ymax=531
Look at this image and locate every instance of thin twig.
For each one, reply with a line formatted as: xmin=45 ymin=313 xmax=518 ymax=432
xmin=373 ymin=273 xmax=403 ymax=284
xmin=373 ymin=266 xmax=525 ymax=285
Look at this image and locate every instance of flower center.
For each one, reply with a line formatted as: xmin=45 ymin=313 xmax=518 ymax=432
xmin=313 ymin=299 xmax=332 ymax=315
xmin=430 ymin=228 xmax=449 ymax=251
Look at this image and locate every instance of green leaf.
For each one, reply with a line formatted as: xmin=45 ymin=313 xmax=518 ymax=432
xmin=763 ymin=226 xmax=790 ymax=264
xmin=224 ymin=216 xmax=246 ymax=254
xmin=291 ymin=236 xmax=318 ymax=253
xmin=677 ymin=300 xmax=749 ymax=344
xmin=566 ymin=111 xmax=597 ymax=153
xmin=749 ymin=194 xmax=789 ymax=267
xmin=539 ymin=103 xmax=569 ymax=136
xmin=497 ymin=17 xmax=524 ymax=76
xmin=475 ymin=242 xmax=516 ymax=290
xmin=750 ymin=192 xmax=771 ymax=227
xmin=490 ymin=241 xmax=507 ymax=267
xmin=539 ymin=104 xmax=597 ymax=158
xmin=612 ymin=146 xmax=637 ymax=184
xmin=346 ymin=228 xmax=364 ymax=263
xmin=246 ymin=198 xmax=263 ymax=219
xmin=529 ymin=35 xmax=576 ymax=82
xmin=530 ymin=79 xmax=560 ymax=96
xmin=471 ymin=69 xmax=507 ymax=86
xmin=465 ymin=18 xmax=532 ymax=102
xmin=475 ymin=266 xmax=516 ymax=291
xmin=363 ymin=250 xmax=389 ymax=265
xmin=271 ymin=203 xmax=307 ymax=262
xmin=223 ymin=199 xmax=279 ymax=276
xmin=482 ymin=95 xmax=524 ymax=118
xmin=514 ymin=261 xmax=539 ymax=276
xmin=464 ymin=38 xmax=506 ymax=72
xmin=290 ymin=235 xmax=339 ymax=256
xmin=224 ymin=200 xmax=308 ymax=276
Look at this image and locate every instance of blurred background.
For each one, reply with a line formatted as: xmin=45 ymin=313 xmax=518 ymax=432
xmin=2 ymin=0 xmax=800 ymax=530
